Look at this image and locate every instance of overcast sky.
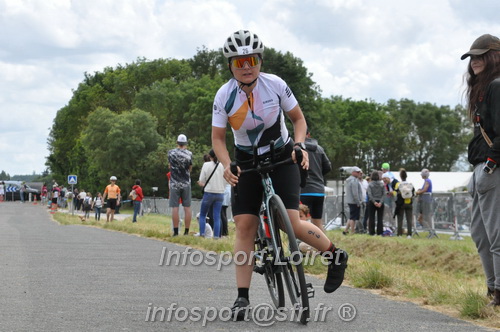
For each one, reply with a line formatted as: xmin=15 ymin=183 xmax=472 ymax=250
xmin=1 ymin=0 xmax=499 ymax=176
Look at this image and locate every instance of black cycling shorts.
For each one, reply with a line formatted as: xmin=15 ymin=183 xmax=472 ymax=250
xmin=299 ymin=195 xmax=325 ymax=219
xmin=107 ymin=198 xmax=117 ymax=210
xmin=232 ymin=142 xmax=300 ymax=217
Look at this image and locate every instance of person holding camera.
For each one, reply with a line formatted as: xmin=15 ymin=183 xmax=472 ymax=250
xmin=462 ymin=33 xmax=500 ymax=305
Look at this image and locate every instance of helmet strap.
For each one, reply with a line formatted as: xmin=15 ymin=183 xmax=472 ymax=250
xmin=238 ymin=77 xmax=258 ymax=88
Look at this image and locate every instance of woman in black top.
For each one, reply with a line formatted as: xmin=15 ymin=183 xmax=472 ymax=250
xmin=463 ymin=34 xmax=500 ymax=305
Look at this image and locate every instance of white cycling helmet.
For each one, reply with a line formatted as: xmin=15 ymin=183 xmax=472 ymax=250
xmin=223 ymin=30 xmax=264 ymax=59
xmin=110 ymin=176 xmax=117 ymax=181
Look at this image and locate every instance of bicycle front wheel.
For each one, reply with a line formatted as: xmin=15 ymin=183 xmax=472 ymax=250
xmin=268 ymin=194 xmax=310 ymax=325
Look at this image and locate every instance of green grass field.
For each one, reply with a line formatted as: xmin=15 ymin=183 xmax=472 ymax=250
xmin=53 ymin=210 xmax=500 ymax=329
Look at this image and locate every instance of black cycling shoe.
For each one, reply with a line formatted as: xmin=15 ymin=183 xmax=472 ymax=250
xmin=231 ymin=297 xmax=250 ymax=321
xmin=324 ymin=249 xmax=348 ymax=293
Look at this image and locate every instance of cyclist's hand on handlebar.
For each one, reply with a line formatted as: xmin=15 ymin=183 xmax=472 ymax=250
xmin=292 ymin=148 xmax=309 ymax=170
xmin=224 ymin=164 xmax=240 ymax=186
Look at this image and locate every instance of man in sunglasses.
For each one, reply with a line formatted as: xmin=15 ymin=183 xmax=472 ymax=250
xmin=211 ymin=30 xmax=348 ymax=320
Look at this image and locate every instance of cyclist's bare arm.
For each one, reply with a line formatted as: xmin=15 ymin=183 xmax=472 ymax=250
xmin=212 ymin=125 xmax=239 ymax=186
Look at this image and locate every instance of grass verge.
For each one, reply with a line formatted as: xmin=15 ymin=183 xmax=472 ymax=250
xmin=52 ymin=210 xmax=500 ymax=329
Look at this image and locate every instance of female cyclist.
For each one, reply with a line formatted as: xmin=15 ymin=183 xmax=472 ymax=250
xmin=211 ymin=30 xmax=348 ymax=319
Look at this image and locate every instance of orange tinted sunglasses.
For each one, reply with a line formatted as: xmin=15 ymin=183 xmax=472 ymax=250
xmin=231 ymin=55 xmax=261 ymax=68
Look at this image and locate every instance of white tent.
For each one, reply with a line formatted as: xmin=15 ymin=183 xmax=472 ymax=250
xmin=393 ymin=172 xmax=472 ymax=193
xmin=326 ymin=171 xmax=473 ymax=194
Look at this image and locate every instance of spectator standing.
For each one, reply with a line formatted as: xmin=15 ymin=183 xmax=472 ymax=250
xmin=19 ymin=182 xmax=26 ymax=203
xmin=73 ymin=188 xmax=80 ymax=210
xmin=462 ymin=33 xmax=500 ymax=305
xmin=92 ymin=192 xmax=103 ymax=221
xmin=383 ymin=173 xmax=399 ymax=228
xmin=41 ymin=183 xmax=47 ymax=205
xmin=65 ymin=190 xmax=74 ymax=212
xmin=51 ymin=184 xmax=60 ymax=211
xmin=102 ymin=176 xmax=121 ymax=222
xmin=197 ymin=149 xmax=225 ymax=238
xmin=131 ymin=179 xmax=144 ymax=223
xmin=221 ymin=183 xmax=231 ymax=236
xmin=300 ymin=129 xmax=332 ymax=230
xmin=0 ymin=181 xmax=4 ymax=202
xmin=343 ymin=167 xmax=363 ymax=235
xmin=362 ymin=175 xmax=371 ymax=231
xmin=416 ymin=168 xmax=433 ymax=230
xmin=358 ymin=171 xmax=368 ymax=233
xmin=381 ymin=162 xmax=395 ymax=180
xmin=78 ymin=190 xmax=87 ymax=212
xmin=395 ymin=169 xmax=415 ymax=237
xmin=168 ymin=134 xmax=193 ymax=236
xmin=367 ymin=171 xmax=386 ymax=235
xmin=80 ymin=193 xmax=92 ymax=221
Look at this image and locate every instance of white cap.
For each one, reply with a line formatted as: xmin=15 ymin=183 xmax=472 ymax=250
xmin=110 ymin=176 xmax=117 ymax=181
xmin=351 ymin=166 xmax=362 ymax=172
xmin=382 ymin=173 xmax=391 ymax=179
xmin=177 ymin=134 xmax=188 ymax=144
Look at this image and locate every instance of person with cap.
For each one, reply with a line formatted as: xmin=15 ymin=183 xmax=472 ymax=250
xmin=381 ymin=162 xmax=395 ymax=180
xmin=300 ymin=128 xmax=332 ymax=230
xmin=415 ymin=168 xmax=432 ymax=230
xmin=461 ymin=33 xmax=500 ymax=305
xmin=211 ymin=30 xmax=348 ymax=319
xmin=102 ymin=176 xmax=121 ymax=222
xmin=167 ymin=134 xmax=193 ymax=236
xmin=343 ymin=166 xmax=364 ymax=235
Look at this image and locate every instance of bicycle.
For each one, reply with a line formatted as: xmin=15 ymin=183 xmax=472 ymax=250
xmin=230 ymin=141 xmax=315 ymax=325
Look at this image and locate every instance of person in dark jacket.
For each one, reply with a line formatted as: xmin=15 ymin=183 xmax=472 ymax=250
xmin=300 ymin=129 xmax=332 ymax=230
xmin=462 ymin=33 xmax=500 ymax=305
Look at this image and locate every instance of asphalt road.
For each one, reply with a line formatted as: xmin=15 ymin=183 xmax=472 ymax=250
xmin=0 ymin=202 xmax=495 ymax=332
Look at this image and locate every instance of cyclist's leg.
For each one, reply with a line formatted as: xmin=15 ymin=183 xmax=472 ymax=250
xmin=273 ymin=163 xmax=348 ymax=293
xmin=230 ymin=163 xmax=262 ymax=319
xmin=234 ymin=214 xmax=260 ymax=286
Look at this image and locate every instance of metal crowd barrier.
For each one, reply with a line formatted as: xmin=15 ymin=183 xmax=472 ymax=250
xmin=140 ymin=197 xmax=233 ymax=222
xmin=141 ymin=192 xmax=472 ymax=236
xmin=323 ymin=192 xmax=472 ymax=235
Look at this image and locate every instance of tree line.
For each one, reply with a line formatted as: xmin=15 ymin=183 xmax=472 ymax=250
xmin=46 ymin=47 xmax=471 ymax=198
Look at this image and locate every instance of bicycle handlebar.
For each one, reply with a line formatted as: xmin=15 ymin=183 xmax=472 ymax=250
xmin=230 ymin=141 xmax=308 ymax=188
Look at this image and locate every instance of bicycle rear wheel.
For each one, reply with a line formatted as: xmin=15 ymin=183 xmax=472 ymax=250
xmin=269 ymin=194 xmax=310 ymax=324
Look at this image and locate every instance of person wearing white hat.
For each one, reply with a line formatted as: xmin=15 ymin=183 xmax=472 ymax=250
xmin=102 ymin=176 xmax=121 ymax=222
xmin=168 ymin=134 xmax=193 ymax=236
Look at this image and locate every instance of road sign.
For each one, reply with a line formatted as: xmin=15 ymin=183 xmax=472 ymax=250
xmin=68 ymin=175 xmax=78 ymax=185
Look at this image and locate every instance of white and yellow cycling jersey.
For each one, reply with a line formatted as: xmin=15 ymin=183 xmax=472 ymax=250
xmin=212 ymin=73 xmax=298 ymax=155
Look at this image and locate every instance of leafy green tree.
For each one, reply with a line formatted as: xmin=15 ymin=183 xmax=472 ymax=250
xmin=82 ymin=107 xmax=164 ymax=194
xmin=0 ymin=170 xmax=11 ymax=180
xmin=386 ymin=99 xmax=468 ymax=171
